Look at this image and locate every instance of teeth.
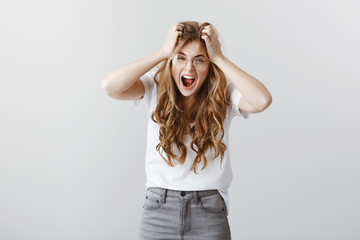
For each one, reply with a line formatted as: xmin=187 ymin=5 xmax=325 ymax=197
xmin=183 ymin=75 xmax=195 ymax=79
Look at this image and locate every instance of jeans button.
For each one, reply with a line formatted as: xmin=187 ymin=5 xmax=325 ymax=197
xmin=180 ymin=191 xmax=186 ymax=196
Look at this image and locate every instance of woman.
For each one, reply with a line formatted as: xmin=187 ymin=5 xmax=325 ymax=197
xmin=101 ymin=21 xmax=272 ymax=240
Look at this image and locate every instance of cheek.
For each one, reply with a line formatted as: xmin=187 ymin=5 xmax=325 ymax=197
xmin=171 ymin=67 xmax=177 ymax=79
xmin=199 ymin=73 xmax=208 ymax=85
xmin=171 ymin=68 xmax=180 ymax=84
xmin=170 ymin=72 xmax=178 ymax=89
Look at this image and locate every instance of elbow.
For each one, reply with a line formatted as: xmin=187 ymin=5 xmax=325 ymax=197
xmin=258 ymin=95 xmax=272 ymax=112
xmin=101 ymin=78 xmax=124 ymax=99
xmin=101 ymin=78 xmax=112 ymax=95
xmin=101 ymin=79 xmax=106 ymax=91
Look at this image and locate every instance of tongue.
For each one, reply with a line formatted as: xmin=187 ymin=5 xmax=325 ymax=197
xmin=183 ymin=78 xmax=195 ymax=87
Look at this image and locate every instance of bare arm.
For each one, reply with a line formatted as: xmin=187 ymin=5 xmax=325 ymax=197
xmin=101 ymin=22 xmax=184 ymax=100
xmin=201 ymin=24 xmax=272 ymax=113
xmin=101 ymin=52 xmax=166 ymax=99
xmin=214 ymin=55 xmax=272 ymax=113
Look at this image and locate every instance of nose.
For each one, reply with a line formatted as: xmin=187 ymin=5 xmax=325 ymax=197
xmin=184 ymin=59 xmax=195 ymax=70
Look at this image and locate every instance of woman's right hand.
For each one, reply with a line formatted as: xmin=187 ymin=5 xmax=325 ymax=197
xmin=159 ymin=22 xmax=184 ymax=60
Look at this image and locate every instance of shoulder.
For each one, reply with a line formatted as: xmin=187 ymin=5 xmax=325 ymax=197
xmin=141 ymin=66 xmax=159 ymax=88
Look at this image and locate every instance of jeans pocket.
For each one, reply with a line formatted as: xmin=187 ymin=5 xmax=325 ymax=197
xmin=143 ymin=189 xmax=163 ymax=210
xmin=199 ymin=193 xmax=226 ymax=214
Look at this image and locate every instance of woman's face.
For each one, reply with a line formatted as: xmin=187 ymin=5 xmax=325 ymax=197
xmin=171 ymin=41 xmax=210 ymax=99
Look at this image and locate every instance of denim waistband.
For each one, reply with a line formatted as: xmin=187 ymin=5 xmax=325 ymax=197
xmin=147 ymin=187 xmax=219 ymax=199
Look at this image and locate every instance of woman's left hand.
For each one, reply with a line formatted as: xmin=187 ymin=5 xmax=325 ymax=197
xmin=201 ymin=24 xmax=224 ymax=63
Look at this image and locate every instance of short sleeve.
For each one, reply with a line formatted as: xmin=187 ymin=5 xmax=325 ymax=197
xmin=133 ymin=68 xmax=156 ymax=111
xmin=227 ymin=81 xmax=250 ymax=119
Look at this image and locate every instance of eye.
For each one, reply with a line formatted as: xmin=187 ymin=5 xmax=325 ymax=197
xmin=195 ymin=58 xmax=204 ymax=63
xmin=177 ymin=56 xmax=185 ymax=61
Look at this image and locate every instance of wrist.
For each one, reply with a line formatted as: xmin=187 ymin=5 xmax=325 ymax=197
xmin=157 ymin=51 xmax=169 ymax=62
xmin=212 ymin=54 xmax=226 ymax=66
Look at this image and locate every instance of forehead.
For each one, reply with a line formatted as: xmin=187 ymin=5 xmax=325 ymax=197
xmin=178 ymin=41 xmax=207 ymax=57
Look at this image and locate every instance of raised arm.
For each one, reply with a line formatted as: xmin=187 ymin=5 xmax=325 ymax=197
xmin=101 ymin=52 xmax=166 ymax=100
xmin=201 ymin=24 xmax=272 ymax=113
xmin=101 ymin=22 xmax=184 ymax=100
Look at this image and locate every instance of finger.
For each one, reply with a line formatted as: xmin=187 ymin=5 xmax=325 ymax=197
xmin=203 ymin=25 xmax=218 ymax=37
xmin=175 ymin=25 xmax=183 ymax=33
xmin=176 ymin=32 xmax=182 ymax=40
xmin=203 ymin=28 xmax=216 ymax=37
xmin=202 ymin=27 xmax=212 ymax=34
xmin=172 ymin=23 xmax=183 ymax=32
xmin=173 ymin=22 xmax=183 ymax=27
xmin=201 ymin=29 xmax=209 ymax=36
xmin=202 ymin=29 xmax=219 ymax=43
xmin=203 ymin=25 xmax=212 ymax=31
xmin=201 ymin=34 xmax=211 ymax=43
xmin=201 ymin=30 xmax=211 ymax=41
xmin=176 ymin=30 xmax=182 ymax=39
xmin=176 ymin=25 xmax=183 ymax=31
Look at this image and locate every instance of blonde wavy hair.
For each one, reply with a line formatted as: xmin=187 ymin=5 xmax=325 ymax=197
xmin=151 ymin=21 xmax=231 ymax=174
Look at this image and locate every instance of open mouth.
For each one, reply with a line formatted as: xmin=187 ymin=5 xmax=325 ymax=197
xmin=181 ymin=76 xmax=196 ymax=89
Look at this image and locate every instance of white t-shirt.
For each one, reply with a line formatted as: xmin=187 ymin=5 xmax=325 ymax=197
xmin=133 ymin=66 xmax=249 ymax=215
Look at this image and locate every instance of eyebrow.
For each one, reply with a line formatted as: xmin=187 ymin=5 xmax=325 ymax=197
xmin=178 ymin=52 xmax=206 ymax=58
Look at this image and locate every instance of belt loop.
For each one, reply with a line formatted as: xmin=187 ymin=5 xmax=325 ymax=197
xmin=161 ymin=188 xmax=167 ymax=204
xmin=193 ymin=191 xmax=199 ymax=205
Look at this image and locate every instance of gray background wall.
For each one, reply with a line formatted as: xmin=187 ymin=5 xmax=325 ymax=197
xmin=1 ymin=0 xmax=359 ymax=239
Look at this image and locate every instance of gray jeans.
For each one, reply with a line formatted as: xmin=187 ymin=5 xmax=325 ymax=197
xmin=139 ymin=187 xmax=231 ymax=240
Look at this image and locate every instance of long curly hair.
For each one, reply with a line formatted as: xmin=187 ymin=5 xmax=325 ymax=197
xmin=151 ymin=21 xmax=231 ymax=174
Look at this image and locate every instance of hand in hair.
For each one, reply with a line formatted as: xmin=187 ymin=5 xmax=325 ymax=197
xmin=201 ymin=24 xmax=224 ymax=63
xmin=160 ymin=22 xmax=184 ymax=60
